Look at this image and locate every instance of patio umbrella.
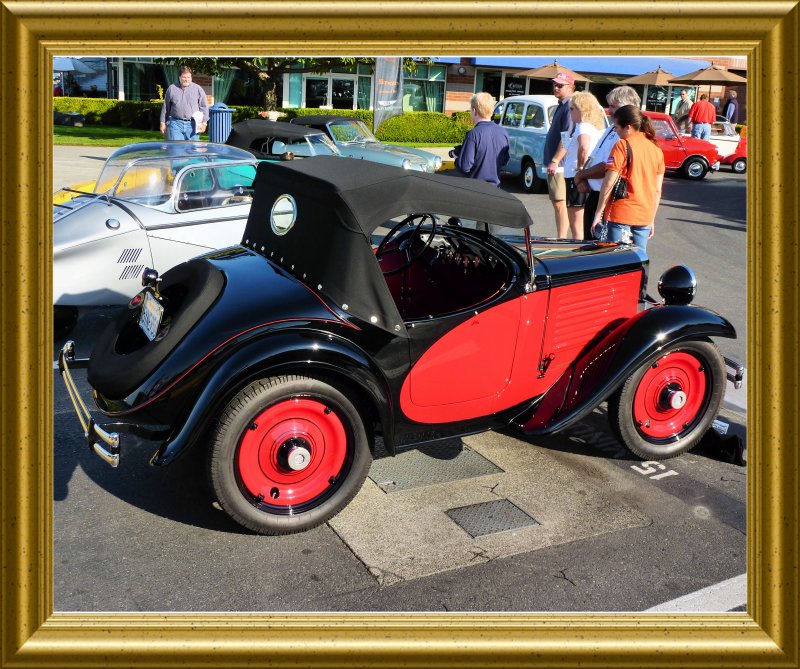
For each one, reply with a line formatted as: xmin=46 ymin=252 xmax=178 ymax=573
xmin=669 ymin=63 xmax=747 ymax=97
xmin=515 ymin=60 xmax=592 ymax=83
xmin=53 ymin=57 xmax=96 ymax=75
xmin=619 ymin=66 xmax=675 ymax=86
xmin=53 ymin=57 xmax=96 ymax=96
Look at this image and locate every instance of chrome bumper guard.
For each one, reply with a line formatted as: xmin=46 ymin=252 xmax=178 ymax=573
xmin=711 ymin=161 xmax=721 ymax=172
xmin=58 ymin=341 xmax=120 ymax=466
xmin=724 ymin=357 xmax=745 ymax=390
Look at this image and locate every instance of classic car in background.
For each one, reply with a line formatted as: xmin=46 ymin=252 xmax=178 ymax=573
xmin=54 ymin=142 xmax=258 ymax=332
xmin=645 ymin=111 xmax=721 ymax=180
xmin=289 ymin=115 xmax=442 ymax=172
xmin=492 ymin=94 xmax=560 ymax=194
xmin=59 ymin=157 xmax=743 ymax=535
xmin=675 ymin=114 xmax=746 ymax=174
xmin=226 ymin=119 xmax=341 ymax=159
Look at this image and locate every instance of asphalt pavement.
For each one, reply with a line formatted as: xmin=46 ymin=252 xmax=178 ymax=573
xmin=52 ymin=144 xmax=748 ymax=613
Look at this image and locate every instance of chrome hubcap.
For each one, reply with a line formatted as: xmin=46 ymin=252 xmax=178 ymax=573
xmin=660 ymin=383 xmax=687 ymax=410
xmin=280 ymin=438 xmax=313 ymax=471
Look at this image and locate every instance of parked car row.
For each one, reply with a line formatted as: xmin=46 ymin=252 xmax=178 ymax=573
xmin=58 ymin=155 xmax=743 ymax=536
xmin=491 ymin=94 xmax=736 ymax=193
xmin=53 ymin=117 xmax=445 ymax=333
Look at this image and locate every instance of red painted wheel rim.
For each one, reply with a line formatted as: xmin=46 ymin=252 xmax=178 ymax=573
xmin=237 ymin=398 xmax=347 ymax=507
xmin=632 ymin=351 xmax=708 ymax=440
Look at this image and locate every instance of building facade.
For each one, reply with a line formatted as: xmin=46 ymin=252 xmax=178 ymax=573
xmin=61 ymin=56 xmax=747 ymax=123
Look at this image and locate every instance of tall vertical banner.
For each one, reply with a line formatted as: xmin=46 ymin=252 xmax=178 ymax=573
xmin=373 ymin=57 xmax=403 ymax=134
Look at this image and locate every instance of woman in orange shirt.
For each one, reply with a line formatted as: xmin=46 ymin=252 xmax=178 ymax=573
xmin=591 ymin=105 xmax=665 ymax=254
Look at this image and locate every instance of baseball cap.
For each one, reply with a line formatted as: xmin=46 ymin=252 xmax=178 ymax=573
xmin=552 ymin=72 xmax=575 ymax=85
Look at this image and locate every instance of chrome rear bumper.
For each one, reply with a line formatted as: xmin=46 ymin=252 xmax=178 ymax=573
xmin=58 ymin=340 xmax=120 ymax=466
xmin=724 ymin=356 xmax=745 ymax=390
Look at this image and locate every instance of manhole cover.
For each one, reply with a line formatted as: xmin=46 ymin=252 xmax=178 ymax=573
xmin=369 ymin=439 xmax=503 ymax=492
xmin=446 ymin=499 xmax=540 ymax=538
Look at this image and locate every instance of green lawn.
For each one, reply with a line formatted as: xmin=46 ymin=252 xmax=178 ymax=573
xmin=54 ymin=125 xmax=172 ymax=146
xmin=53 ymin=124 xmax=453 ymax=148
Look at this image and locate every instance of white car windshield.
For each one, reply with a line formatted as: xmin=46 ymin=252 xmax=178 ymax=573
xmin=287 ymin=134 xmax=340 ymax=156
xmin=95 ymin=157 xmax=176 ymax=205
xmin=328 ymin=120 xmax=378 ymax=144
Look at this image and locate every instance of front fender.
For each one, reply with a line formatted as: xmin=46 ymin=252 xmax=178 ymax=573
xmin=517 ymin=304 xmax=735 ymax=434
xmin=150 ymin=330 xmax=391 ymax=466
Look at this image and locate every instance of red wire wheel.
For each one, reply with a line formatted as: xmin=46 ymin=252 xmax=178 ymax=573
xmin=608 ymin=340 xmax=725 ymax=460
xmin=237 ymin=398 xmax=348 ymax=507
xmin=631 ymin=351 xmax=707 ymax=439
xmin=209 ymin=375 xmax=372 ymax=535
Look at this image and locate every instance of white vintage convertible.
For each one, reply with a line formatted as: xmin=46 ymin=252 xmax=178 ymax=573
xmin=54 ymin=142 xmax=259 ymax=332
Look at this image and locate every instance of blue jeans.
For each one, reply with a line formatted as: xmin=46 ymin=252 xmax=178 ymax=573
xmin=606 ymin=221 xmax=651 ymax=253
xmin=166 ymin=118 xmax=198 ymax=141
xmin=691 ymin=122 xmax=711 ymax=140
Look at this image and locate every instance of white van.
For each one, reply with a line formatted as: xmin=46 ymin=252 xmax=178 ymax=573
xmin=492 ymin=94 xmax=560 ymax=193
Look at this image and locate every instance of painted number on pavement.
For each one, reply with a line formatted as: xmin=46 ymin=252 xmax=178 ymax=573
xmin=630 ymin=461 xmax=678 ymax=481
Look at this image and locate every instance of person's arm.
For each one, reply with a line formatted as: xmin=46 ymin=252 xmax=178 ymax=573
xmin=547 ymin=140 xmax=566 ymax=176
xmin=456 ymin=131 xmax=477 ymax=175
xmin=648 ymin=172 xmax=664 ymax=237
xmin=159 ymin=88 xmax=171 ymax=134
xmin=590 ymin=168 xmax=618 ymax=235
xmin=576 ymin=132 xmax=591 ymax=171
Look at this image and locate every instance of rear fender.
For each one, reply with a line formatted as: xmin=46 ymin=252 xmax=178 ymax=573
xmin=516 ymin=305 xmax=735 ymax=434
xmin=150 ymin=331 xmax=391 ymax=466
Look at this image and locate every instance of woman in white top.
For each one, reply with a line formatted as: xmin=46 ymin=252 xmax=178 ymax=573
xmin=552 ymin=91 xmax=605 ymax=239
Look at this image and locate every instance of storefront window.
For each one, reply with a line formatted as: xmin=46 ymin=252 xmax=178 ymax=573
xmin=403 ymin=79 xmax=444 ymax=112
xmin=476 ymin=69 xmax=502 ymax=100
xmin=122 ymin=61 xmax=167 ymax=101
xmin=645 ymin=85 xmax=668 ymax=113
xmin=357 ymin=76 xmax=371 ymax=109
xmin=503 ymin=75 xmax=527 ymax=98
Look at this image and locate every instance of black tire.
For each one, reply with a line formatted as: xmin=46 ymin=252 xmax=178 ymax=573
xmin=608 ymin=340 xmax=725 ymax=460
xmin=521 ymin=159 xmax=546 ymax=194
xmin=54 ymin=305 xmax=79 ymax=338
xmin=682 ymin=157 xmax=709 ymax=180
xmin=731 ymin=157 xmax=746 ymax=174
xmin=208 ymin=375 xmax=372 ymax=535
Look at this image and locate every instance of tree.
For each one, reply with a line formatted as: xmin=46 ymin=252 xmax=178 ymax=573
xmin=156 ymin=57 xmax=428 ymax=110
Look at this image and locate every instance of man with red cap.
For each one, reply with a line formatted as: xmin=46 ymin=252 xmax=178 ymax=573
xmin=545 ymin=72 xmax=576 ymax=237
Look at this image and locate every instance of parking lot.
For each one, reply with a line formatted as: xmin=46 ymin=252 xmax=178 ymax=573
xmin=53 ymin=146 xmax=747 ymax=612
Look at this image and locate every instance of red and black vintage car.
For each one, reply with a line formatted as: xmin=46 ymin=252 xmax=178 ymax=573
xmin=60 ymin=156 xmax=742 ymax=535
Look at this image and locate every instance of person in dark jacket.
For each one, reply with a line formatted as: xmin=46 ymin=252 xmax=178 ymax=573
xmin=452 ymin=92 xmax=509 ymax=186
xmin=723 ymin=90 xmax=739 ymax=124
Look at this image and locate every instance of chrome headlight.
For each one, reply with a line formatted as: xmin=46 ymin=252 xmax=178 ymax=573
xmin=658 ymin=265 xmax=697 ymax=305
xmin=432 ymin=155 xmax=443 ymax=171
xmin=401 ymin=158 xmax=412 ymax=170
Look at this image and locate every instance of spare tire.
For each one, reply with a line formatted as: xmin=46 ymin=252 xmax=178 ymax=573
xmin=88 ymin=258 xmax=225 ymax=399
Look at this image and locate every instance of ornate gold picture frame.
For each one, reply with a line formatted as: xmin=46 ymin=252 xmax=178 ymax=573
xmin=2 ymin=1 xmax=798 ymax=666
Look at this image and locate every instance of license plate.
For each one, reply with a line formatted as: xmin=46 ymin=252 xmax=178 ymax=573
xmin=138 ymin=291 xmax=164 ymax=341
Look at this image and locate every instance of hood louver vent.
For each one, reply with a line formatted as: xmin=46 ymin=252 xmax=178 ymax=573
xmin=117 ymin=248 xmax=143 ymax=264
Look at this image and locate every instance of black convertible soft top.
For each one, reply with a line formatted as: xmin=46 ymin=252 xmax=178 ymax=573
xmin=226 ymin=119 xmax=324 ymax=151
xmin=289 ymin=115 xmax=355 ymax=127
xmin=242 ymin=156 xmax=533 ymax=335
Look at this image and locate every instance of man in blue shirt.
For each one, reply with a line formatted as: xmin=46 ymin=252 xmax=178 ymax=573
xmin=544 ymin=72 xmax=575 ymax=235
xmin=454 ymin=92 xmax=509 ymax=186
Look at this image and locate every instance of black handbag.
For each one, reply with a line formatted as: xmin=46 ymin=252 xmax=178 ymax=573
xmin=611 ymin=140 xmax=632 ymax=199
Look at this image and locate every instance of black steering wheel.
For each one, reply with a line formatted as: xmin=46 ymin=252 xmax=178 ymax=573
xmin=376 ymin=214 xmax=439 ymax=275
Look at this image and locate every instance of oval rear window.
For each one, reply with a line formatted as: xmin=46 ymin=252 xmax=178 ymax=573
xmin=270 ymin=194 xmax=297 ymax=235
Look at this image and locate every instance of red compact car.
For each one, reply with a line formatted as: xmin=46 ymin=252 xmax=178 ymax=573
xmin=59 ymin=157 xmax=743 ymax=535
xmin=644 ymin=111 xmax=721 ymax=180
